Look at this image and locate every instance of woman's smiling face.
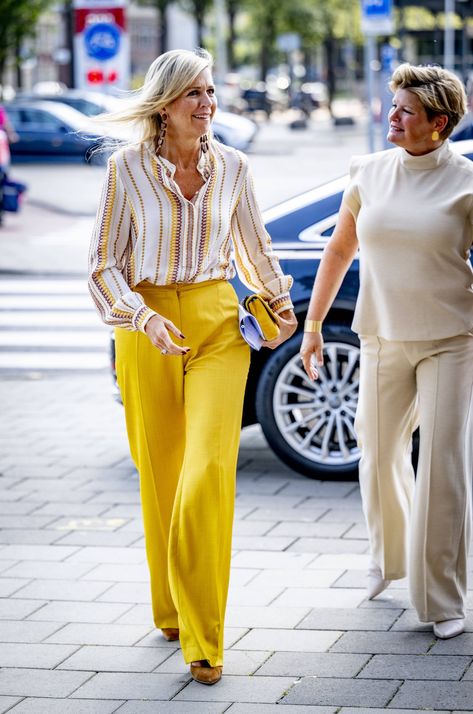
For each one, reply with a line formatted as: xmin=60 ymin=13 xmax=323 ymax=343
xmin=387 ymin=88 xmax=446 ymax=155
xmin=165 ymin=68 xmax=217 ymax=141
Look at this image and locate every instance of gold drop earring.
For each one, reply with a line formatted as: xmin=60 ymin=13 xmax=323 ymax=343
xmin=431 ymin=130 xmax=440 ymax=142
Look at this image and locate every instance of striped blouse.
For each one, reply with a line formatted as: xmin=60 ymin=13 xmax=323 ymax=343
xmin=88 ymin=140 xmax=293 ymax=332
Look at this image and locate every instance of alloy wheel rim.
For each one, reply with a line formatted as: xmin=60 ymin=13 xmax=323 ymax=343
xmin=273 ymin=341 xmax=360 ymax=467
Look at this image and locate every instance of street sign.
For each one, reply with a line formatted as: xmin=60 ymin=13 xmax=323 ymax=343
xmin=361 ymin=0 xmax=394 ymax=36
xmin=84 ymin=22 xmax=121 ymax=61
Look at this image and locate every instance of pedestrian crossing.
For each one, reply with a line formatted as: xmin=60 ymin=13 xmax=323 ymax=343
xmin=0 ymin=277 xmax=111 ymax=371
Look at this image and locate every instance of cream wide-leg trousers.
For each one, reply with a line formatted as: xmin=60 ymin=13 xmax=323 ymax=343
xmin=115 ymin=280 xmax=250 ymax=666
xmin=356 ymin=333 xmax=473 ymax=622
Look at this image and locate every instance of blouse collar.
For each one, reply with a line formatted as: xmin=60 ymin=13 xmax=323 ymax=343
xmin=399 ymin=140 xmax=451 ymax=170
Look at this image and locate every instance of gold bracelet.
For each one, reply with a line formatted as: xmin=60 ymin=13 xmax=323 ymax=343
xmin=304 ymin=320 xmax=323 ymax=333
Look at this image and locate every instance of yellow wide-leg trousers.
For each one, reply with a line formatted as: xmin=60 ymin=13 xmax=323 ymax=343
xmin=356 ymin=334 xmax=473 ymax=622
xmin=115 ymin=279 xmax=250 ymax=666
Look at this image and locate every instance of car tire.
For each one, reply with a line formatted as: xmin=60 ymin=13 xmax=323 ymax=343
xmin=255 ymin=324 xmax=361 ymax=480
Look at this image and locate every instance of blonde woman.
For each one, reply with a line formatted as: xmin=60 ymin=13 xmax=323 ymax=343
xmin=300 ymin=64 xmax=473 ymax=639
xmin=88 ymin=48 xmax=296 ymax=684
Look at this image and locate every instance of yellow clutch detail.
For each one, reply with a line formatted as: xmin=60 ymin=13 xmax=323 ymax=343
xmin=243 ymin=294 xmax=280 ymax=341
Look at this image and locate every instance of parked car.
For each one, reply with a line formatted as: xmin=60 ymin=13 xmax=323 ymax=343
xmin=110 ymin=139 xmax=473 ymax=480
xmin=17 ymin=89 xmax=258 ymax=153
xmin=6 ymin=100 xmax=120 ymax=163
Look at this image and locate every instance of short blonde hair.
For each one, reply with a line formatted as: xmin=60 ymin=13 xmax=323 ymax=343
xmin=389 ymin=63 xmax=467 ymax=139
xmin=97 ymin=48 xmax=213 ymax=147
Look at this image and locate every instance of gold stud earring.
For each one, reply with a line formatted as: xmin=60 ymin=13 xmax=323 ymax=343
xmin=431 ymin=130 xmax=440 ymax=142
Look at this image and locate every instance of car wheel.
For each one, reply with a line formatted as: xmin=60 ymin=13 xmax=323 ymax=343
xmin=255 ymin=324 xmax=360 ymax=480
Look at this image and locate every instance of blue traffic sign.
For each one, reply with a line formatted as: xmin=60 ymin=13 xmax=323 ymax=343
xmin=361 ymin=0 xmax=393 ymax=35
xmin=84 ymin=22 xmax=121 ymax=61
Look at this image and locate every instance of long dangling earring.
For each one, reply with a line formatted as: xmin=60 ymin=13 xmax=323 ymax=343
xmin=431 ymin=130 xmax=440 ymax=142
xmin=156 ymin=110 xmax=167 ymax=153
xmin=200 ymin=133 xmax=209 ymax=154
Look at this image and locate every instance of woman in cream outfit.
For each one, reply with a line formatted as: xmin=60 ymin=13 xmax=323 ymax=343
xmin=300 ymin=63 xmax=473 ymax=639
xmin=88 ymin=48 xmax=296 ymax=683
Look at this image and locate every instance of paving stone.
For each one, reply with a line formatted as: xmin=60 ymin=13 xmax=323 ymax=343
xmin=6 ymin=700 xmax=122 ymax=714
xmin=0 ymin=698 xmax=22 ymax=713
xmin=273 ymin=588 xmax=366 ymax=609
xmin=32 ymin=503 xmax=110 ymax=517
xmin=298 ymin=607 xmax=402 ymax=631
xmin=359 ymin=653 xmax=471 ymax=680
xmin=45 ymin=623 xmax=152 ymax=646
xmin=227 ymin=706 xmax=336 ymax=714
xmin=256 ymin=651 xmax=370 ymax=677
xmin=230 ymin=551 xmax=315 ymax=570
xmin=308 ymin=554 xmax=370 ymax=571
xmin=287 ymin=538 xmax=368 ymax=554
xmin=13 ymin=579 xmax=112 ymax=602
xmin=232 ymin=628 xmax=342 ymax=652
xmin=0 ymin=668 xmax=93 ymax=697
xmin=0 ymin=598 xmax=48 ymax=620
xmin=245 ymin=508 xmax=328 ymax=522
xmin=228 ymin=586 xmax=285 ymax=607
xmin=47 ymin=516 xmax=129 ymax=532
xmin=269 ymin=522 xmax=348 ymax=538
xmin=70 ymin=672 xmax=188 ymax=700
xmin=390 ymin=681 xmax=473 ymax=710
xmin=55 ymin=531 xmax=141 ymax=547
xmin=282 ymin=677 xmax=401 ymax=707
xmin=0 ymin=643 xmax=79 ymax=668
xmin=317 ymin=509 xmax=365 ymax=524
xmin=358 ymin=590 xmax=411 ymax=610
xmin=343 ymin=523 xmax=368 ymax=539
xmin=0 ymin=515 xmax=56 ymax=529
xmin=0 ymin=529 xmax=63 ymax=545
xmin=278 ymin=481 xmax=357 ymax=498
xmin=226 ymin=605 xmax=310 ymax=628
xmin=96 ymin=582 xmax=150 ymax=604
xmin=250 ymin=568 xmax=343 ymax=589
xmin=81 ymin=564 xmax=149 ymax=582
xmin=389 ymin=610 xmax=436 ymax=631
xmin=0 ymin=579 xmax=29 ymax=597
xmin=232 ymin=536 xmax=296 ymax=551
xmin=58 ymin=644 xmax=172 ymax=672
xmin=116 ymin=702 xmax=228 ymax=713
xmin=28 ymin=600 xmax=132 ymax=623
xmin=0 ymin=620 xmax=64 ymax=643
xmin=427 ymin=633 xmax=473 ymax=655
xmin=3 ymin=562 xmax=96 ymax=580
xmin=331 ymin=631 xmax=434 ymax=654
xmin=174 ymin=675 xmax=295 ymax=703
xmin=65 ymin=546 xmax=146 ymax=564
xmin=0 ymin=545 xmax=79 ymax=561
xmin=341 ymin=709 xmax=449 ymax=714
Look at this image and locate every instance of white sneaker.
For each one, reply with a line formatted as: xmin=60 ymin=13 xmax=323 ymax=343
xmin=433 ymin=619 xmax=465 ymax=639
xmin=367 ymin=561 xmax=391 ymax=600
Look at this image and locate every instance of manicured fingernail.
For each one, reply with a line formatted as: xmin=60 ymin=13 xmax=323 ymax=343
xmin=180 ymin=333 xmax=185 ymax=339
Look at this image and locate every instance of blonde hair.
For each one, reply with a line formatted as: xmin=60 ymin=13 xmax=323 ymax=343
xmin=389 ymin=63 xmax=467 ymax=139
xmin=96 ymin=48 xmax=214 ymax=147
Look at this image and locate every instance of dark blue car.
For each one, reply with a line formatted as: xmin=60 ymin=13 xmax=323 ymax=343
xmin=231 ymin=139 xmax=473 ymax=480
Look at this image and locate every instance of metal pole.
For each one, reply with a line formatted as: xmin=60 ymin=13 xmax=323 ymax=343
xmin=364 ymin=35 xmax=376 ymax=153
xmin=444 ymin=0 xmax=455 ymax=70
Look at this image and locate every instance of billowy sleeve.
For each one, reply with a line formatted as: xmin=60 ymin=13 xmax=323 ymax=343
xmin=88 ymin=156 xmax=157 ymax=332
xmin=231 ymin=162 xmax=293 ymax=313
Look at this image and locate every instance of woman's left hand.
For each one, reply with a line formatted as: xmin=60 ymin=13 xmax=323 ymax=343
xmin=262 ymin=309 xmax=298 ymax=350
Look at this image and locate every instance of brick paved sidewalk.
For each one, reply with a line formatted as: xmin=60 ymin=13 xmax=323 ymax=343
xmin=1 ymin=373 xmax=473 ymax=713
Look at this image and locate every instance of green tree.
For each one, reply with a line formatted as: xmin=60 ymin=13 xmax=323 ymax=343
xmin=180 ymin=0 xmax=213 ymax=47
xmin=136 ymin=0 xmax=172 ymax=55
xmin=0 ymin=0 xmax=54 ymax=95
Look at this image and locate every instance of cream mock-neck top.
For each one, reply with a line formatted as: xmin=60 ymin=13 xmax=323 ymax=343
xmin=88 ymin=141 xmax=293 ymax=333
xmin=343 ymin=141 xmax=473 ymax=340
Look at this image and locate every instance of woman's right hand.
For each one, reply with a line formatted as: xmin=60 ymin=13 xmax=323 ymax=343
xmin=144 ymin=314 xmax=190 ymax=356
xmin=299 ymin=332 xmax=324 ymax=382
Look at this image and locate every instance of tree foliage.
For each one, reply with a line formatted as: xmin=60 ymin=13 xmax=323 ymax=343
xmin=0 ymin=0 xmax=54 ymax=93
xmin=180 ymin=0 xmax=214 ymax=47
xmin=135 ymin=0 xmax=173 ymax=55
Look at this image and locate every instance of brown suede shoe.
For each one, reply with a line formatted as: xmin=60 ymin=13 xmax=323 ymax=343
xmin=190 ymin=660 xmax=222 ymax=685
xmin=161 ymin=628 xmax=179 ymax=642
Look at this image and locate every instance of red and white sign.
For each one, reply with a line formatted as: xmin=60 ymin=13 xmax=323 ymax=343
xmin=73 ymin=0 xmax=130 ymax=91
